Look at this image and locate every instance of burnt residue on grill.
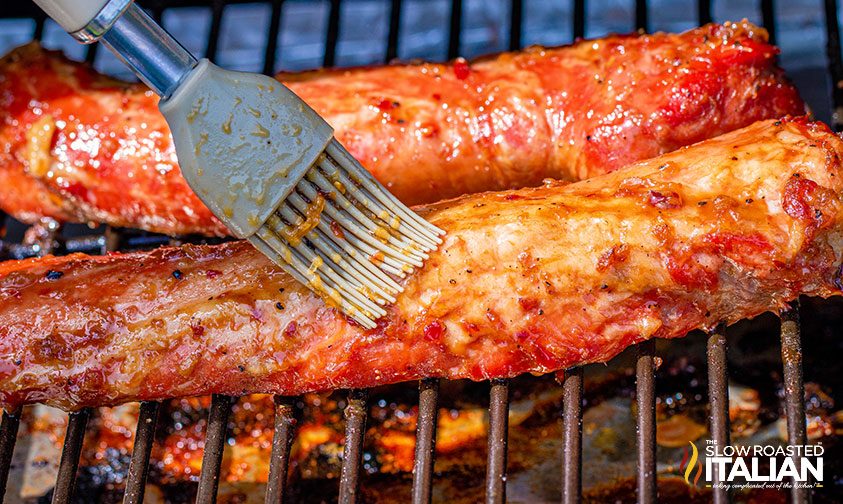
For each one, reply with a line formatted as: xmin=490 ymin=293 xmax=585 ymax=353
xmin=11 ymin=307 xmax=834 ymax=503
xmin=1 ymin=0 xmax=843 ymax=503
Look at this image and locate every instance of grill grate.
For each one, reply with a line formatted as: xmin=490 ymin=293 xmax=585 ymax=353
xmin=0 ymin=0 xmax=837 ymax=502
xmin=123 ymin=401 xmax=161 ymax=504
xmin=706 ymin=324 xmax=730 ymax=504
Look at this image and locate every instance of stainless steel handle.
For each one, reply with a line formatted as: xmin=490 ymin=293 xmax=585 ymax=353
xmin=99 ymin=2 xmax=198 ymax=98
xmin=32 ymin=0 xmax=198 ymax=99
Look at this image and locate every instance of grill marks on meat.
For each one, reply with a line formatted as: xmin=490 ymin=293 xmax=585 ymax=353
xmin=0 ymin=21 xmax=804 ymax=236
xmin=0 ymin=118 xmax=840 ymax=411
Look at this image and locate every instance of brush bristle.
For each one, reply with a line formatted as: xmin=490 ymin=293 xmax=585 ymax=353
xmin=257 ymin=139 xmax=444 ymax=329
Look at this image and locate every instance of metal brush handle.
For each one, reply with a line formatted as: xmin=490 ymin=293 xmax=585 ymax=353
xmin=32 ymin=0 xmax=197 ymax=98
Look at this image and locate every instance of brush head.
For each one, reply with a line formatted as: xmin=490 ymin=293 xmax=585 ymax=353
xmin=160 ymin=60 xmax=444 ymax=328
xmin=161 ymin=59 xmax=334 ymax=239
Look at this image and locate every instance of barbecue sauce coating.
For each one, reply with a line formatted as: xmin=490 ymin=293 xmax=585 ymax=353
xmin=0 ymin=117 xmax=841 ymax=411
xmin=0 ymin=21 xmax=803 ymax=236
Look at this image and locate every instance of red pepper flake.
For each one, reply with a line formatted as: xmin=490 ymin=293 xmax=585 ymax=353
xmin=432 ymin=93 xmax=442 ymax=100
xmin=518 ymin=297 xmax=541 ymax=313
xmin=453 ymin=58 xmax=470 ymax=80
xmin=648 ymin=190 xmax=682 ymax=209
xmin=205 ymin=269 xmax=222 ymax=279
xmin=423 ymin=321 xmax=446 ymax=343
xmin=284 ymin=321 xmax=298 ymax=337
xmin=377 ymin=99 xmax=399 ymax=111
xmin=190 ymin=324 xmax=205 ymax=338
xmin=596 ymin=244 xmax=630 ymax=272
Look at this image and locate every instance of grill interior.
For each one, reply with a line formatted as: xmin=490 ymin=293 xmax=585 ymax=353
xmin=0 ymin=0 xmax=840 ymax=502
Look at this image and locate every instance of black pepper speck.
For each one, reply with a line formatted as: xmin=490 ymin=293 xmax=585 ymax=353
xmin=172 ymin=269 xmax=183 ymax=280
xmin=45 ymin=270 xmax=63 ymax=280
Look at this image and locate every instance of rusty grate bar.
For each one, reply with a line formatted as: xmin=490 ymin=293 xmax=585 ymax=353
xmin=509 ymin=0 xmax=523 ymax=51
xmin=205 ymin=0 xmax=226 ymax=62
xmin=265 ymin=395 xmax=300 ymax=504
xmin=447 ymin=0 xmax=463 ymax=59
xmin=780 ymin=302 xmax=810 ymax=504
xmin=413 ymin=378 xmax=439 ymax=504
xmin=698 ymin=0 xmax=712 ymax=24
xmin=339 ymin=389 xmax=369 ymax=504
xmin=485 ymin=379 xmax=510 ymax=504
xmin=635 ymin=0 xmax=648 ymax=31
xmin=195 ymin=394 xmax=234 ymax=504
xmin=386 ymin=0 xmax=403 ymax=62
xmin=561 ymin=367 xmax=583 ymax=504
xmin=262 ymin=0 xmax=284 ymax=75
xmin=707 ymin=325 xmax=731 ymax=504
xmin=636 ymin=340 xmax=657 ymax=503
xmin=824 ymin=0 xmax=843 ymax=132
xmin=0 ymin=411 xmax=20 ymax=504
xmin=84 ymin=43 xmax=99 ymax=64
xmin=33 ymin=14 xmax=46 ymax=41
xmin=52 ymin=408 xmax=91 ymax=504
xmin=573 ymin=0 xmax=585 ymax=39
xmin=123 ymin=401 xmax=161 ymax=504
xmin=323 ymin=0 xmax=342 ymax=67
xmin=761 ymin=0 xmax=777 ymax=46
xmin=411 ymin=378 xmax=440 ymax=504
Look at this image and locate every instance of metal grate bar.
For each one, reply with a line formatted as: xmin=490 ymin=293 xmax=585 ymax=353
xmin=338 ymin=389 xmax=368 ymax=504
xmin=573 ymin=0 xmax=585 ymax=40
xmin=760 ymin=0 xmax=777 ymax=45
xmin=509 ymin=0 xmax=523 ymax=50
xmin=323 ymin=0 xmax=342 ymax=67
xmin=52 ymin=408 xmax=91 ymax=504
xmin=698 ymin=0 xmax=712 ymax=24
xmin=149 ymin=4 xmax=166 ymax=24
xmin=205 ymin=0 xmax=226 ymax=62
xmin=447 ymin=0 xmax=463 ymax=59
xmin=262 ymin=0 xmax=284 ymax=75
xmin=780 ymin=303 xmax=810 ymax=504
xmin=195 ymin=394 xmax=234 ymax=504
xmin=561 ymin=367 xmax=583 ymax=504
xmin=123 ymin=401 xmax=161 ymax=504
xmin=33 ymin=14 xmax=46 ymax=41
xmin=411 ymin=378 xmax=439 ymax=504
xmin=265 ymin=395 xmax=300 ymax=504
xmin=635 ymin=0 xmax=648 ymax=31
xmin=485 ymin=379 xmax=509 ymax=504
xmin=636 ymin=341 xmax=657 ymax=503
xmin=824 ymin=0 xmax=843 ymax=131
xmin=707 ymin=326 xmax=731 ymax=504
xmin=0 ymin=411 xmax=20 ymax=504
xmin=385 ymin=0 xmax=403 ymax=62
xmin=84 ymin=44 xmax=99 ymax=64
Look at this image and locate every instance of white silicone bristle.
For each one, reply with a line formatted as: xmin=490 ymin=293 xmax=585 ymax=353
xmin=258 ymin=138 xmax=444 ymax=329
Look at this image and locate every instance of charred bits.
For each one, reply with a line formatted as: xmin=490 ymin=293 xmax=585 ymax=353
xmin=45 ymin=270 xmax=63 ymax=280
